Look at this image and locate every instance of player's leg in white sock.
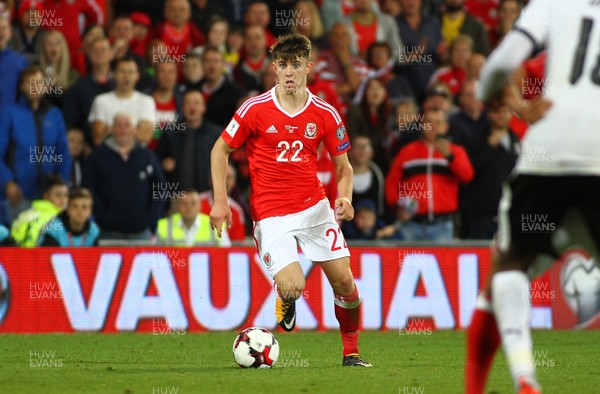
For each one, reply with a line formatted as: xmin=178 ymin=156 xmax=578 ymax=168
xmin=491 ymin=270 xmax=539 ymax=390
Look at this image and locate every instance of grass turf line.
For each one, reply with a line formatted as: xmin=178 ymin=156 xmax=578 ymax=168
xmin=0 ymin=330 xmax=598 ymax=393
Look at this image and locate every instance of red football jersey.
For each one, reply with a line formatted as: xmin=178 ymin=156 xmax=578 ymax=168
xmin=316 ymin=147 xmax=337 ymax=208
xmin=221 ymin=87 xmax=350 ymax=221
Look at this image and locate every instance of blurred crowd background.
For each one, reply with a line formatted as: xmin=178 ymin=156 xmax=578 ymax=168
xmin=0 ymin=0 xmax=541 ymax=247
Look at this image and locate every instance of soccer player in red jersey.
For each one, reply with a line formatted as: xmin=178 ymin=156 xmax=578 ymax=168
xmin=210 ymin=33 xmax=371 ymax=367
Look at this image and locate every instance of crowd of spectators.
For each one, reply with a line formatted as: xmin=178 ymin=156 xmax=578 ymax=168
xmin=0 ymin=0 xmax=530 ymax=246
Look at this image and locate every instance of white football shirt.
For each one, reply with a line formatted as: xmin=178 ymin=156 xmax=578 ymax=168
xmin=88 ymin=91 xmax=156 ymax=127
xmin=479 ymin=0 xmax=600 ymax=175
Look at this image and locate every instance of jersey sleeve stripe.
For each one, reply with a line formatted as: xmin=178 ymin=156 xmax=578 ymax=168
xmin=238 ymin=96 xmax=272 ymax=118
xmin=237 ymin=91 xmax=272 ymax=116
xmin=312 ymin=95 xmax=342 ymax=122
xmin=513 ymin=27 xmax=543 ymax=56
xmin=237 ymin=92 xmax=270 ymax=115
xmin=311 ymin=97 xmax=342 ymax=124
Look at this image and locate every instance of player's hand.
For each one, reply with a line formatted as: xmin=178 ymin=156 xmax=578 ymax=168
xmin=487 ymin=129 xmax=507 ymax=147
xmin=498 ymin=84 xmax=552 ymax=125
xmin=335 ymin=197 xmax=354 ymax=221
xmin=210 ymin=200 xmax=232 ymax=238
xmin=515 ymin=97 xmax=552 ymax=124
xmin=433 ymin=138 xmax=451 ymax=157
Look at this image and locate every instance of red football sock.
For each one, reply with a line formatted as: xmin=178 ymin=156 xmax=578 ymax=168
xmin=466 ymin=293 xmax=501 ymax=394
xmin=334 ymin=286 xmax=361 ymax=356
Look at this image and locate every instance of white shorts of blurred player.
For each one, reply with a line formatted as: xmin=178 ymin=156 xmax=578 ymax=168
xmin=253 ymin=198 xmax=350 ymax=278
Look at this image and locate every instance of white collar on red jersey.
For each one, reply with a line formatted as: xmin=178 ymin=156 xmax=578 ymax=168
xmin=270 ymin=85 xmax=313 ymax=118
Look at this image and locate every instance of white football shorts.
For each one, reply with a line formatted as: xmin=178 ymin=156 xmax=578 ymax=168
xmin=253 ymin=198 xmax=351 ymax=277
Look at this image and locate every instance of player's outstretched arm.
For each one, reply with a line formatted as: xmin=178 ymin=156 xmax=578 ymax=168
xmin=332 ymin=153 xmax=354 ymax=221
xmin=210 ymin=137 xmax=236 ymax=238
xmin=477 ymin=32 xmax=536 ymax=102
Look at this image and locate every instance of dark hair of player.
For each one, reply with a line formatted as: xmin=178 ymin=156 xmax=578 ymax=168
xmin=270 ymin=33 xmax=311 ymax=64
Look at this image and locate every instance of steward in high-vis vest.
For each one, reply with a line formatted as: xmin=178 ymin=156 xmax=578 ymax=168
xmin=11 ymin=175 xmax=69 ymax=247
xmin=156 ymin=190 xmax=230 ymax=246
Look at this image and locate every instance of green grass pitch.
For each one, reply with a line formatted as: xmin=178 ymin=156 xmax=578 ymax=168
xmin=1 ymin=330 xmax=599 ymax=393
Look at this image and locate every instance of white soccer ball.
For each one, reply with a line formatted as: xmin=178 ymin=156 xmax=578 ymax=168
xmin=233 ymin=327 xmax=280 ymax=369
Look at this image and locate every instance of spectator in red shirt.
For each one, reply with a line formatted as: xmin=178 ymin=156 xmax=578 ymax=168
xmin=40 ymin=0 xmax=104 ymax=75
xmin=465 ymin=0 xmax=499 ymax=32
xmin=244 ymin=0 xmax=276 ymax=49
xmin=385 ymin=109 xmax=474 ymax=241
xmin=153 ymin=0 xmax=204 ymax=68
xmin=233 ymin=25 xmax=270 ymax=94
xmin=318 ymin=22 xmax=369 ymax=104
xmin=151 ymin=61 xmax=182 ymax=151
xmin=129 ymin=12 xmax=152 ymax=59
xmin=428 ymin=34 xmax=473 ymax=97
xmin=342 ymin=0 xmax=402 ymax=59
xmin=488 ymin=0 xmax=522 ymax=49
